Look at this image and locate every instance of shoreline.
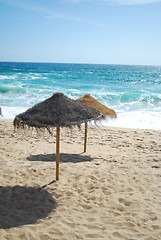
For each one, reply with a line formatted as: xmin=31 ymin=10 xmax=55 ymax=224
xmin=0 ymin=120 xmax=161 ymax=239
xmin=1 ymin=118 xmax=161 ymax=133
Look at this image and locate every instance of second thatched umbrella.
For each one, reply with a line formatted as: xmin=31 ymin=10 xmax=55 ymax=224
xmin=14 ymin=92 xmax=102 ymax=180
xmin=77 ymin=94 xmax=117 ymax=152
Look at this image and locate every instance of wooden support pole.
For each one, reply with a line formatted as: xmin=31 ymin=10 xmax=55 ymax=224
xmin=84 ymin=122 xmax=87 ymax=152
xmin=56 ymin=127 xmax=60 ymax=180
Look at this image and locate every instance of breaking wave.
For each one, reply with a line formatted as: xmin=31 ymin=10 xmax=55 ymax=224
xmin=0 ymin=85 xmax=26 ymax=94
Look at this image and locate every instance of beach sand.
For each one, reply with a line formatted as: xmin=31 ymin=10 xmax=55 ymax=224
xmin=0 ymin=120 xmax=161 ymax=240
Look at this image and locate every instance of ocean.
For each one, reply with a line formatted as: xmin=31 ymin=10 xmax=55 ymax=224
xmin=0 ymin=62 xmax=161 ymax=130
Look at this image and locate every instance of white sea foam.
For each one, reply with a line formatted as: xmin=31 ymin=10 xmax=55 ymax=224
xmin=0 ymin=75 xmax=9 ymax=80
xmin=0 ymin=106 xmax=28 ymax=120
xmin=99 ymin=110 xmax=161 ymax=131
xmin=1 ymin=106 xmax=161 ymax=131
xmin=0 ymin=75 xmax=17 ymax=80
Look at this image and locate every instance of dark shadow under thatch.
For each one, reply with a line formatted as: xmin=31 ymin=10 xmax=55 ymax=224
xmin=27 ymin=153 xmax=93 ymax=163
xmin=0 ymin=185 xmax=56 ymax=229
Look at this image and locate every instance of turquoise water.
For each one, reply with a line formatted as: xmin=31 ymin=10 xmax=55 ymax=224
xmin=0 ymin=62 xmax=161 ymax=130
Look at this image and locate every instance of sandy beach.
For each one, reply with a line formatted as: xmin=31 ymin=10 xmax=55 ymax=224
xmin=0 ymin=120 xmax=161 ymax=240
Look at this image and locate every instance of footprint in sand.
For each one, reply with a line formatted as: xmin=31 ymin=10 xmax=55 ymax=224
xmin=118 ymin=198 xmax=132 ymax=207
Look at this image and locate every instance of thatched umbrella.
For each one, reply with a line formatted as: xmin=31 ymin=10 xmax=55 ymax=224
xmin=77 ymin=94 xmax=117 ymax=152
xmin=13 ymin=92 xmax=102 ymax=180
xmin=0 ymin=107 xmax=2 ymax=116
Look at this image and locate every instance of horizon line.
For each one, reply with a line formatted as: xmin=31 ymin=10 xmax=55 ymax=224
xmin=0 ymin=60 xmax=161 ymax=67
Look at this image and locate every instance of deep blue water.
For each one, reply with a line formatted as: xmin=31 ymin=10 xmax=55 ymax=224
xmin=0 ymin=62 xmax=161 ymax=130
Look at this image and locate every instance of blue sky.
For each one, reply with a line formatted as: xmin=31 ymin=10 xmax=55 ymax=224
xmin=0 ymin=0 xmax=161 ymax=65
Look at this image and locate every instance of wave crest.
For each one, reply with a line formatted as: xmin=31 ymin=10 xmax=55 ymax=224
xmin=0 ymin=85 xmax=26 ymax=94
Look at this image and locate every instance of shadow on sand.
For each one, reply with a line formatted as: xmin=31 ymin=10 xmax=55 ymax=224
xmin=0 ymin=185 xmax=56 ymax=229
xmin=27 ymin=153 xmax=93 ymax=163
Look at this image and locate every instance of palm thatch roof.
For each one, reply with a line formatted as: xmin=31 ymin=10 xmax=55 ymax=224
xmin=76 ymin=94 xmax=117 ymax=118
xmin=13 ymin=92 xmax=102 ymax=130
